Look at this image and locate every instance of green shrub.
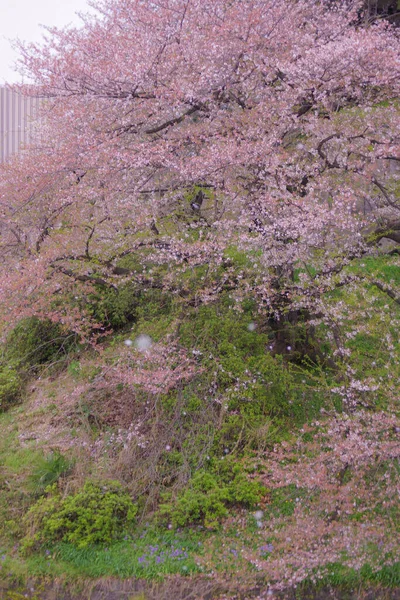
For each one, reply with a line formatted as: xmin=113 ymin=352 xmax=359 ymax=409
xmin=5 ymin=317 xmax=76 ymax=370
xmin=85 ymin=284 xmax=139 ymax=330
xmin=0 ymin=365 xmax=22 ymax=412
xmin=159 ymin=460 xmax=265 ymax=529
xmin=85 ymin=282 xmax=173 ymax=332
xmin=22 ymin=481 xmax=137 ymax=551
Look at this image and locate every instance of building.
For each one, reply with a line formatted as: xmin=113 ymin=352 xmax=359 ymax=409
xmin=0 ymin=85 xmax=40 ymax=162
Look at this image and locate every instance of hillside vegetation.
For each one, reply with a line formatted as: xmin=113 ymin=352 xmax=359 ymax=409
xmin=0 ymin=251 xmax=399 ymax=598
xmin=0 ymin=0 xmax=399 ymax=597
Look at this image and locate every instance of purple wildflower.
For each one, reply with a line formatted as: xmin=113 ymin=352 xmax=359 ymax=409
xmin=260 ymin=544 xmax=274 ymax=554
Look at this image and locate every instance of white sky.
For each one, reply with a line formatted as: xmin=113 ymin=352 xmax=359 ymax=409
xmin=0 ymin=0 xmax=95 ymax=84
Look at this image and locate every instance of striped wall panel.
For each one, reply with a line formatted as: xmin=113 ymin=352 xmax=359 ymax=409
xmin=0 ymin=86 xmax=41 ymax=162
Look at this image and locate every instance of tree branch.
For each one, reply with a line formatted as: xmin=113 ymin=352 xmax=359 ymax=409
xmin=371 ymin=280 xmax=400 ymax=306
xmin=145 ymin=105 xmax=201 ymax=135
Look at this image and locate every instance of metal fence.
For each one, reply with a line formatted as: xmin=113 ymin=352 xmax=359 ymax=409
xmin=0 ymin=85 xmax=40 ymax=162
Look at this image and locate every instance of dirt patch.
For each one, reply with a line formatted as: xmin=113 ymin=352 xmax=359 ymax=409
xmin=1 ymin=578 xmax=400 ymax=600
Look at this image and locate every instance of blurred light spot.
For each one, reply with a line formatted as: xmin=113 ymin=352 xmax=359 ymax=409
xmin=135 ymin=334 xmax=152 ymax=351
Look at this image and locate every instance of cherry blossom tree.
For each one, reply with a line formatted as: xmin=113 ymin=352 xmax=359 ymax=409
xmin=0 ymin=0 xmax=399 ymax=357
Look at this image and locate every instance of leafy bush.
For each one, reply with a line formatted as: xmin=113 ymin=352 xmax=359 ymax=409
xmin=85 ymin=284 xmax=139 ymax=330
xmin=84 ymin=280 xmax=174 ymax=334
xmin=29 ymin=451 xmax=74 ymax=496
xmin=22 ymin=481 xmax=137 ymax=551
xmin=0 ymin=364 xmax=22 ymax=412
xmin=5 ymin=317 xmax=76 ymax=370
xmin=159 ymin=460 xmax=265 ymax=529
xmin=178 ymin=303 xmax=269 ymax=363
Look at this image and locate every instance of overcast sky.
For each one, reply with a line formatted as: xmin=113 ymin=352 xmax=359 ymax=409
xmin=0 ymin=0 xmax=94 ymax=84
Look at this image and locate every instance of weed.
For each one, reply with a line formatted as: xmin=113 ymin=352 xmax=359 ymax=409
xmin=29 ymin=451 xmax=74 ymax=496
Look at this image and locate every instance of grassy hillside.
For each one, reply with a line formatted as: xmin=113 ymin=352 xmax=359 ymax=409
xmin=0 ymin=251 xmax=399 ymax=599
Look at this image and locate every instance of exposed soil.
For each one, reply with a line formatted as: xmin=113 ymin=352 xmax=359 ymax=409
xmin=1 ymin=577 xmax=400 ymax=600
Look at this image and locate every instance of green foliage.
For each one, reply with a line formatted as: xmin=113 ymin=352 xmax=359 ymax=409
xmin=227 ymin=354 xmax=303 ymax=417
xmin=85 ymin=279 xmax=174 ymax=335
xmin=1 ymin=257 xmax=398 ymax=588
xmin=133 ymin=289 xmax=174 ymax=340
xmin=347 ymin=255 xmax=400 ymax=288
xmin=324 ymin=254 xmax=400 ymax=407
xmin=178 ymin=302 xmax=269 ymax=359
xmin=167 ymin=301 xmax=327 ymax=455
xmin=66 ymin=360 xmax=81 ymax=378
xmin=5 ymin=317 xmax=76 ymax=370
xmin=22 ymin=481 xmax=137 ymax=551
xmin=160 ymin=460 xmax=265 ymax=529
xmin=0 ymin=413 xmax=39 ymax=544
xmin=0 ymin=365 xmax=22 ymax=412
xmin=29 ymin=451 xmax=74 ymax=496
xmin=11 ymin=528 xmax=202 ymax=580
xmin=216 ymin=413 xmax=282 ymax=452
xmin=85 ymin=284 xmax=139 ymax=330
